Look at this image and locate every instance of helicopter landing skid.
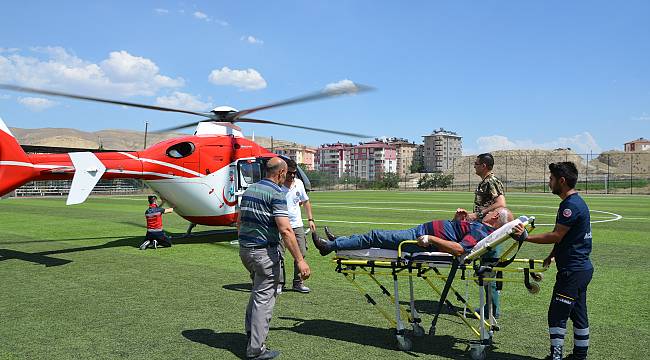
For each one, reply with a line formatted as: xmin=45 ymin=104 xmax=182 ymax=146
xmin=181 ymin=223 xmax=197 ymax=238
xmin=177 ymin=223 xmax=238 ymax=239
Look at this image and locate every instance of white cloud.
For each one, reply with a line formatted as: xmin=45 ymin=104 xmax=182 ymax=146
xmin=324 ymin=79 xmax=359 ymax=95
xmin=154 ymin=8 xmax=169 ymax=14
xmin=194 ymin=11 xmax=210 ymax=21
xmin=469 ymin=132 xmax=602 ymax=155
xmin=631 ymin=112 xmax=650 ymax=122
xmin=191 ymin=10 xmax=228 ymax=26
xmin=0 ymin=47 xmax=19 ymax=53
xmin=0 ymin=94 xmax=11 ymax=100
xmin=208 ymin=66 xmax=267 ymax=91
xmin=241 ymin=35 xmax=264 ymax=45
xmin=18 ymin=97 xmax=58 ymax=111
xmin=0 ymin=47 xmax=184 ymax=97
xmin=155 ymin=91 xmax=213 ymax=112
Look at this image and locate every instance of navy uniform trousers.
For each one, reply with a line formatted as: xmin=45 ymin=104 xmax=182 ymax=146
xmin=548 ymin=268 xmax=593 ymax=358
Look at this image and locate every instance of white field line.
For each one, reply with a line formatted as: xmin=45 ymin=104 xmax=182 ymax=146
xmin=315 ymin=219 xmax=421 ymax=226
xmin=316 ymin=204 xmax=623 ymax=226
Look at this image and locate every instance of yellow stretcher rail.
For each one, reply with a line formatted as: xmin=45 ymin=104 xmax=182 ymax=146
xmin=331 ymin=215 xmax=546 ymax=358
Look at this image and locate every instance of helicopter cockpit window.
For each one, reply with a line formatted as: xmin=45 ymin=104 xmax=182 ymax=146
xmin=166 ymin=142 xmax=195 ymax=158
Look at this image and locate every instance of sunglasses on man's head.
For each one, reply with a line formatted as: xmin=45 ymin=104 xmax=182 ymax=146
xmin=287 ymin=171 xmax=297 ymax=175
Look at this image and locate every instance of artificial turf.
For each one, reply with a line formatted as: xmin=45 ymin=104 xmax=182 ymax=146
xmin=0 ymin=191 xmax=648 ymax=359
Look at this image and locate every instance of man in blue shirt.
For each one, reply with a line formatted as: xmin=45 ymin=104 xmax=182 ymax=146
xmin=313 ymin=208 xmax=513 ymax=256
xmin=238 ymin=157 xmax=311 ymax=360
xmin=514 ymin=162 xmax=593 ymax=360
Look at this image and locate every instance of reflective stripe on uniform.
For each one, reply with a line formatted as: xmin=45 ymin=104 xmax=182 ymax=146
xmin=574 ymin=327 xmax=589 ymax=336
xmin=574 ymin=339 xmax=589 ymax=347
xmin=551 ymin=338 xmax=565 ymax=346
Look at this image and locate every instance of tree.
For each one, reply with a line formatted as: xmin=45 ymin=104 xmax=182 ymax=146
xmin=303 ymin=169 xmax=337 ymax=188
xmin=417 ymin=173 xmax=454 ymax=189
xmin=377 ymin=172 xmax=400 ymax=189
xmin=410 ymin=157 xmax=425 ymax=173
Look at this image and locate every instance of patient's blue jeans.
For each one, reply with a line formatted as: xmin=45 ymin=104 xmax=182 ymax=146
xmin=332 ymin=226 xmax=427 ymax=252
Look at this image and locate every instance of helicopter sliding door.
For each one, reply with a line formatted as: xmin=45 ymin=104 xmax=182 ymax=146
xmin=235 ymin=156 xmax=311 ymax=193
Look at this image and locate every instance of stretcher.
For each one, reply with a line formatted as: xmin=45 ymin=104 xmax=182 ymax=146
xmin=333 ymin=216 xmax=547 ymax=360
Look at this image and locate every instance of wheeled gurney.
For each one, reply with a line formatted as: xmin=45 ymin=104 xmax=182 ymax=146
xmin=333 ymin=216 xmax=547 ymax=360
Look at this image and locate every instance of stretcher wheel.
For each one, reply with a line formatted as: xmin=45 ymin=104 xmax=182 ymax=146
xmin=469 ymin=347 xmax=487 ymax=360
xmin=412 ymin=323 xmax=425 ymax=337
xmin=527 ymin=282 xmax=540 ymax=294
xmin=531 ymin=272 xmax=543 ymax=282
xmin=396 ymin=335 xmax=412 ymax=351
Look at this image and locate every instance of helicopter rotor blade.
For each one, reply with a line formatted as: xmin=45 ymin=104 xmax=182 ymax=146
xmin=236 ymin=117 xmax=372 ymax=138
xmin=0 ymin=83 xmax=215 ymax=119
xmin=155 ymin=121 xmax=242 ymax=133
xmin=231 ymin=83 xmax=374 ymax=120
xmin=154 ymin=121 xmax=204 ymax=133
xmin=1 ymin=82 xmax=374 ymax=138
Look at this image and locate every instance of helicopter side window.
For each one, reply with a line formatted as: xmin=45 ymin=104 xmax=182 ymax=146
xmin=239 ymin=161 xmax=262 ymax=186
xmin=166 ymin=142 xmax=195 ymax=158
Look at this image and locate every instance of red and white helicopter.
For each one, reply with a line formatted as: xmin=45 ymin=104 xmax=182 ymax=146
xmin=0 ymin=83 xmax=371 ymax=232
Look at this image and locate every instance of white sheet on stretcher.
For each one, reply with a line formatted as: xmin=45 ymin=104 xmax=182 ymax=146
xmin=335 ymin=216 xmax=531 ymax=264
xmin=463 ymin=215 xmax=530 ymax=262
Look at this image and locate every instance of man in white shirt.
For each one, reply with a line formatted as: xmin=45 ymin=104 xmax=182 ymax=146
xmin=279 ymin=159 xmax=316 ymax=293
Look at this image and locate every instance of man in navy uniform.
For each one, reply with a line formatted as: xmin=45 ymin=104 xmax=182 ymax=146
xmin=514 ymin=162 xmax=593 ymax=360
xmin=140 ymin=195 xmax=174 ymax=250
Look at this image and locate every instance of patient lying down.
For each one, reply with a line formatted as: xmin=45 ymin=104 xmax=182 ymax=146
xmin=312 ymin=208 xmax=514 ymax=257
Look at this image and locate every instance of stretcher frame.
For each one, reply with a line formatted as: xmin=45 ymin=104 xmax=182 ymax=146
xmin=333 ymin=216 xmax=547 ymax=360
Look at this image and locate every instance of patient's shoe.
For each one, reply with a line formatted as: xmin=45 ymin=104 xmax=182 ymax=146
xmin=311 ymin=231 xmax=333 ymax=256
xmin=323 ymin=226 xmax=337 ymax=241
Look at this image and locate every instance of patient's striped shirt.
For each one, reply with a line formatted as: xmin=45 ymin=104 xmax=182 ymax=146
xmin=419 ymin=220 xmax=495 ymax=253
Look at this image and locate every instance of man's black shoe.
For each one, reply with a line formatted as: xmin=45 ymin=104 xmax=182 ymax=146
xmin=248 ymin=349 xmax=280 ymax=360
xmin=311 ymin=231 xmax=333 ymax=256
xmin=323 ymin=226 xmax=337 ymax=241
xmin=564 ymin=354 xmax=587 ymax=360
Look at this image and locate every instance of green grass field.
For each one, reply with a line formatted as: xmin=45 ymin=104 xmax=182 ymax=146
xmin=1 ymin=191 xmax=649 ymax=359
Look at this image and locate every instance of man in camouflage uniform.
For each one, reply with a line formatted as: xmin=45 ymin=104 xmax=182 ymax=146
xmin=467 ymin=153 xmax=506 ymax=319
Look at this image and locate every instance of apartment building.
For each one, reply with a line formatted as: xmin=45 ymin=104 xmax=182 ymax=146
xmin=274 ymin=144 xmax=317 ymax=170
xmin=422 ymin=128 xmax=462 ymax=172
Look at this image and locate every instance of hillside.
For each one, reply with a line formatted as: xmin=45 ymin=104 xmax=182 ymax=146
xmin=9 ymin=126 xmax=303 ymax=152
xmin=439 ymin=149 xmax=650 ymax=183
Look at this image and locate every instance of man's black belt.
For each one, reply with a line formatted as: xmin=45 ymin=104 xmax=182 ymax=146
xmin=243 ymin=243 xmax=278 ymax=249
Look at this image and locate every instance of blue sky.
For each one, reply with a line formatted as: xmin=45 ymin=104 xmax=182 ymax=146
xmin=1 ymin=1 xmax=648 ymax=154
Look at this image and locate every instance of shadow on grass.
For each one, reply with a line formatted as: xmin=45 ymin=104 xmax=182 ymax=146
xmin=273 ymin=317 xmax=541 ymax=359
xmin=223 ymin=283 xmax=252 ymax=292
xmin=413 ymin=300 xmax=470 ymax=316
xmin=0 ymin=248 xmax=72 ymax=267
xmin=0 ymin=231 xmax=238 ymax=267
xmin=182 ymin=328 xmax=247 ymax=359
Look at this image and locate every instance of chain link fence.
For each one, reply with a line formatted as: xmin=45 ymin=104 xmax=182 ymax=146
xmin=309 ymin=151 xmax=650 ymax=195
xmin=11 ymin=179 xmax=145 ymax=197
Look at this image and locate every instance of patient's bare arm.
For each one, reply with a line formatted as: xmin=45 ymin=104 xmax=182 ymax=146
xmin=417 ymin=235 xmax=464 ymax=256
